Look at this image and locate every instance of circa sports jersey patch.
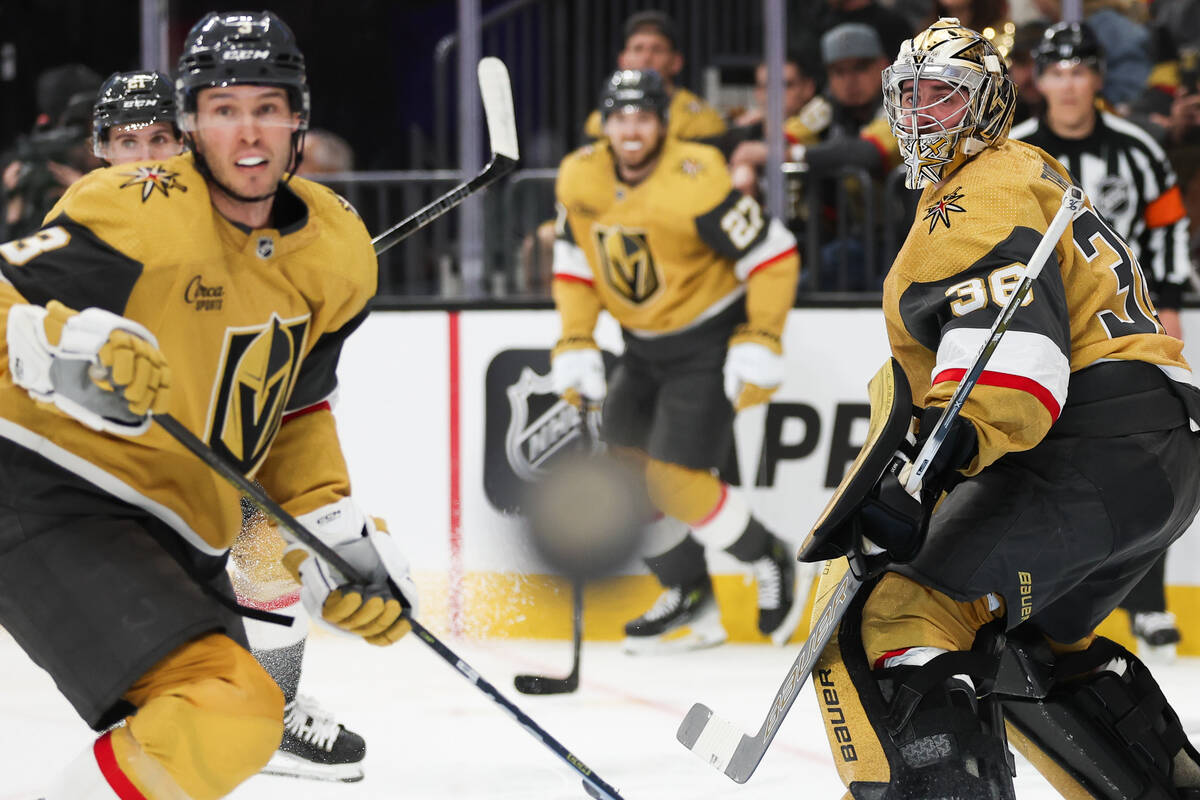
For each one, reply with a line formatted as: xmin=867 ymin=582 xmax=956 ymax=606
xmin=923 ymin=186 xmax=967 ymax=232
xmin=119 ymin=164 xmax=188 ymax=201
xmin=680 ymin=158 xmax=703 ymax=177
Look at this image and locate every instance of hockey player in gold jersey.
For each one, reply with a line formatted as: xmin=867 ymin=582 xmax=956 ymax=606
xmin=806 ymin=19 xmax=1200 ymax=797
xmin=0 ymin=11 xmax=416 ymax=799
xmin=553 ymin=68 xmax=805 ymax=652
xmin=90 ymin=68 xmax=370 ymax=783
xmin=581 ymin=10 xmax=726 ymax=143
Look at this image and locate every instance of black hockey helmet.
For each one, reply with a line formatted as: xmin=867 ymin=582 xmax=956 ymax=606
xmin=599 ymin=69 xmax=669 ymax=123
xmin=1033 ymin=22 xmax=1105 ymax=76
xmin=175 ymin=10 xmax=310 ymax=129
xmin=92 ymin=71 xmax=178 ymax=156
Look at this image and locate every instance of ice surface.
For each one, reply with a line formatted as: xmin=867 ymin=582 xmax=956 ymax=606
xmin=3 ymin=628 xmax=1198 ymax=799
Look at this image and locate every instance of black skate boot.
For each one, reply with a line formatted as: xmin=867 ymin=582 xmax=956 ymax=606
xmin=753 ymin=537 xmax=804 ymax=646
xmin=262 ymin=695 xmax=366 ymax=783
xmin=622 ymin=575 xmax=727 ymax=654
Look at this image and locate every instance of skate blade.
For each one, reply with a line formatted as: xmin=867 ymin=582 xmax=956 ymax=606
xmin=261 ymin=751 xmax=364 ymax=783
xmin=622 ymin=623 xmax=727 ymax=655
xmin=767 ymin=573 xmax=809 ymax=646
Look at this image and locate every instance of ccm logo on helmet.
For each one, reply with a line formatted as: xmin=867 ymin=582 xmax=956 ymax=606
xmin=222 ymin=49 xmax=270 ymax=61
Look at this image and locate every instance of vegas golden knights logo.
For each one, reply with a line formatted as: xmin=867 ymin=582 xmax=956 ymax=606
xmin=593 ymin=224 xmax=661 ymax=304
xmin=205 ymin=313 xmax=311 ymax=472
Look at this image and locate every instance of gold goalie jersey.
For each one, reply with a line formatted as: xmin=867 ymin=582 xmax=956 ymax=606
xmin=553 ymin=137 xmax=798 ymax=334
xmin=884 ymin=138 xmax=1190 ymax=473
xmin=0 ymin=152 xmax=375 ymax=554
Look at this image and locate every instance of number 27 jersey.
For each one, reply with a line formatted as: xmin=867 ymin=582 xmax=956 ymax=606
xmin=553 ymin=138 xmax=796 ymax=335
xmin=884 ymin=139 xmax=1189 ymax=473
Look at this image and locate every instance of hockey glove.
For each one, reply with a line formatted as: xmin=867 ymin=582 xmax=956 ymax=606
xmin=551 ymin=336 xmax=606 ymax=408
xmin=6 ymin=300 xmax=171 ymax=435
xmin=724 ymin=327 xmax=784 ymax=412
xmin=281 ymin=497 xmax=419 ymax=646
xmin=858 ymin=409 xmax=978 ymax=563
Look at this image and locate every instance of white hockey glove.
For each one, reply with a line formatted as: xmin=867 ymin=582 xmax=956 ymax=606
xmin=723 ymin=329 xmax=784 ymax=412
xmin=281 ymin=497 xmax=419 ymax=646
xmin=551 ymin=338 xmax=606 ymax=407
xmin=6 ymin=300 xmax=171 ymax=435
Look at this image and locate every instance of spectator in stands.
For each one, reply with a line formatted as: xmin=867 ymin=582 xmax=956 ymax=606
xmin=930 ymin=0 xmax=1016 ymax=57
xmin=1 ymin=64 xmax=104 ymax=239
xmin=1009 ymin=20 xmax=1049 ymax=124
xmin=727 ymin=51 xmax=830 ymax=196
xmin=1030 ymin=0 xmax=1153 ymax=107
xmin=791 ymin=23 xmax=902 ymax=290
xmin=582 ymin=10 xmax=726 ymax=142
xmin=296 ymin=128 xmax=354 ymax=176
xmin=815 ymin=0 xmax=915 ymax=61
xmin=1012 ymin=21 xmax=1193 ymax=659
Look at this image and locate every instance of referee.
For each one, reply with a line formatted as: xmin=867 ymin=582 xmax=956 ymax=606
xmin=1012 ymin=20 xmax=1193 ymax=658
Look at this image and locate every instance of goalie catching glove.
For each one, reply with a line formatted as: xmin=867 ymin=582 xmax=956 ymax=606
xmin=724 ymin=326 xmax=784 ymax=412
xmin=281 ymin=497 xmax=419 ymax=646
xmin=6 ymin=300 xmax=171 ymax=435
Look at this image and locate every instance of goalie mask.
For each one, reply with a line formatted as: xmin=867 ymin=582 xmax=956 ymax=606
xmin=884 ymin=18 xmax=1017 ymax=189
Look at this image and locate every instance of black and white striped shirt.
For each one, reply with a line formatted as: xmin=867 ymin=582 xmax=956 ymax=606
xmin=1011 ymin=110 xmax=1192 ymax=308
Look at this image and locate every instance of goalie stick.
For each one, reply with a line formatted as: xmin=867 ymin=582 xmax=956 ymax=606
xmin=676 ymin=185 xmax=1086 ymax=784
xmin=370 ymin=56 xmax=519 ymax=256
xmin=154 ymin=414 xmax=626 ymax=800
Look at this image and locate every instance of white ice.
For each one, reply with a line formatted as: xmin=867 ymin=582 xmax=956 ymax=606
xmin=3 ymin=628 xmax=1198 ymax=800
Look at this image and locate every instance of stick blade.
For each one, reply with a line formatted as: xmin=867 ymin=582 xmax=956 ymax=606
xmin=514 ymin=673 xmax=578 ymax=695
xmin=677 ymin=702 xmax=751 ymax=780
xmin=477 ymin=57 xmax=519 ymax=162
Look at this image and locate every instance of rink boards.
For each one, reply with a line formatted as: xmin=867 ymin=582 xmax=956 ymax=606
xmin=334 ymin=307 xmax=1200 ymax=652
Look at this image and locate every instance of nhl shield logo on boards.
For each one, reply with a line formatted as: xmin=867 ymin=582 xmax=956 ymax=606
xmin=204 ymin=312 xmax=311 ymax=473
xmin=504 ymin=367 xmax=595 ymax=482
xmin=483 ymin=349 xmax=611 ymax=512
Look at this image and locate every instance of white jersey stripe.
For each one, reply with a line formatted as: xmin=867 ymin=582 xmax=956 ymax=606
xmin=935 ymin=327 xmax=1070 ymax=412
xmin=552 ymin=239 xmax=593 ymax=283
xmin=734 ymin=217 xmax=796 ymax=282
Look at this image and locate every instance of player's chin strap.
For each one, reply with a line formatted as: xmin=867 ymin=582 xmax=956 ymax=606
xmin=185 ymin=128 xmax=307 ymax=205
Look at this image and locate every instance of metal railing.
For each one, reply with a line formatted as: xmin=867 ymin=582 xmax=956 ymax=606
xmin=316 ymin=164 xmax=920 ymax=301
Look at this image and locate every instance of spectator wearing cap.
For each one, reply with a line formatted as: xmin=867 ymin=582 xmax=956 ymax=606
xmin=582 ymin=10 xmax=726 ymax=142
xmin=803 ymin=22 xmax=899 ymax=176
xmin=790 ymin=23 xmax=902 ymax=290
xmin=814 ymin=0 xmax=915 ymax=62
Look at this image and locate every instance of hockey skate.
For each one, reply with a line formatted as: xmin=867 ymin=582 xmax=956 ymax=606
xmin=622 ymin=576 xmax=727 ymax=654
xmin=1131 ymin=611 xmax=1181 ymax=663
xmin=753 ymin=538 xmax=806 ymax=646
xmin=262 ymin=695 xmax=366 ymax=783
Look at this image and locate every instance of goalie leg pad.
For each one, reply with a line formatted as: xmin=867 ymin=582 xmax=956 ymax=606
xmin=813 ymin=565 xmax=1016 ymax=799
xmin=1003 ymin=636 xmax=1200 ymax=800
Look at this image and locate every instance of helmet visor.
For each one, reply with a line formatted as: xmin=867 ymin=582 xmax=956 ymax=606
xmin=179 ymin=86 xmax=303 ymax=133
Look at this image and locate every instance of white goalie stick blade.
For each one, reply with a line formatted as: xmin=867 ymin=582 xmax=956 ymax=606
xmin=478 ymin=56 xmax=519 ymax=162
xmin=677 ymin=567 xmax=863 ymax=783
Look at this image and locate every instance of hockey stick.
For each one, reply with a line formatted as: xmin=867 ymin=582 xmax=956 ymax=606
xmin=676 ymin=184 xmax=1086 ymax=784
xmin=370 ymin=56 xmax=518 ymax=256
xmin=514 ymin=578 xmax=583 ymax=694
xmin=154 ymin=414 xmax=626 ymax=800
